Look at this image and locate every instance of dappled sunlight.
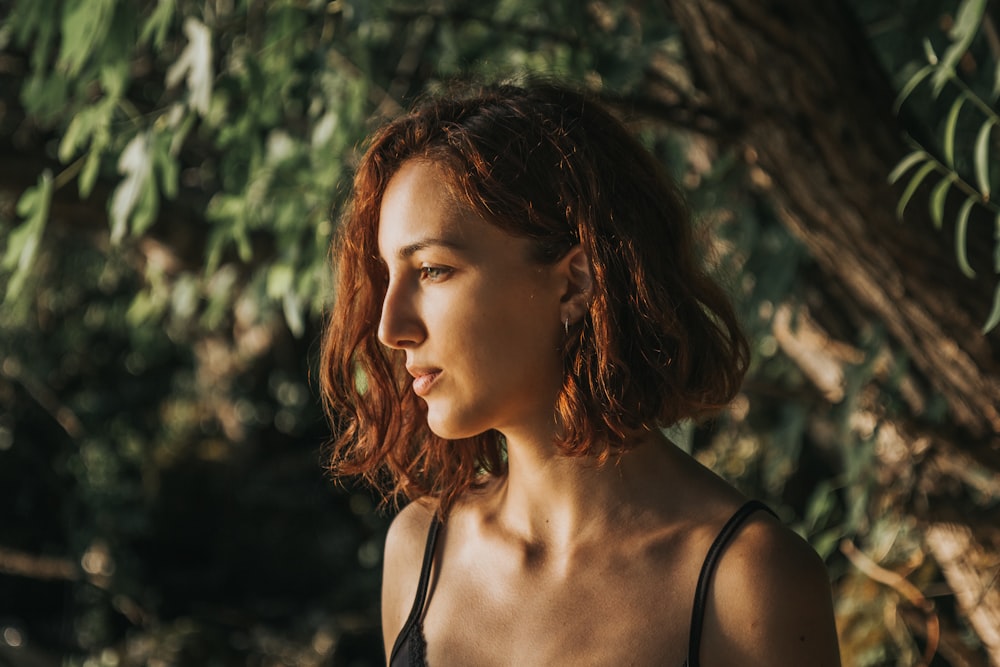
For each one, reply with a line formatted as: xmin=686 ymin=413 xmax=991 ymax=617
xmin=2 ymin=0 xmax=999 ymax=664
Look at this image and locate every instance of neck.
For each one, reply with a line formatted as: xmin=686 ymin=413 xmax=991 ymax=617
xmin=488 ymin=426 xmax=678 ymax=551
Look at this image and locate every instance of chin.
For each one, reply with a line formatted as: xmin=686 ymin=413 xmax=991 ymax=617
xmin=425 ymin=410 xmax=486 ymax=441
xmin=426 ymin=421 xmax=471 ymax=441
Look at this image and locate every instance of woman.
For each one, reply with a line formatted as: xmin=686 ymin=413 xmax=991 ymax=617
xmin=321 ymin=82 xmax=841 ymax=666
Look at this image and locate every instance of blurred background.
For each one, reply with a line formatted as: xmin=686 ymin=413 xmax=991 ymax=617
xmin=2 ymin=0 xmax=1000 ymax=665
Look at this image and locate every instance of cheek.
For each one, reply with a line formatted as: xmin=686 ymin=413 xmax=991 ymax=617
xmin=487 ymin=306 xmax=563 ymax=369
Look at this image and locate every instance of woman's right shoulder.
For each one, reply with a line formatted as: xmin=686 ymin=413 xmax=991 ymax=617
xmin=380 ymin=500 xmax=438 ymax=656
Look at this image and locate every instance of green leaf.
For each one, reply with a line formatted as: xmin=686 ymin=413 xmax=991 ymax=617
xmin=894 ymin=64 xmax=935 ymax=112
xmin=923 ymin=38 xmax=939 ymax=65
xmin=944 ymin=92 xmax=969 ymax=168
xmin=931 ymin=63 xmax=956 ymax=98
xmin=283 ymin=291 xmax=305 ymax=338
xmin=951 ymin=0 xmax=988 ymax=42
xmin=58 ymin=112 xmax=89 ymax=163
xmin=982 ymin=281 xmax=1000 ymax=333
xmin=2 ymin=171 xmax=53 ymax=301
xmin=267 ymin=264 xmax=294 ymax=299
xmin=169 ymin=108 xmax=196 ymax=155
xmin=57 ymin=0 xmax=116 ymax=76
xmin=20 ymin=71 xmax=71 ymax=125
xmin=810 ymin=527 xmax=846 ymax=561
xmin=955 ymin=196 xmax=977 ymax=278
xmin=896 ymin=161 xmax=937 ymax=220
xmin=165 ymin=17 xmax=214 ymax=115
xmin=13 ymin=0 xmax=59 ymax=72
xmin=152 ymin=132 xmax=179 ymax=199
xmin=139 ymin=0 xmax=176 ymax=49
xmin=934 ymin=0 xmax=987 ymax=96
xmin=58 ymin=102 xmax=111 ymax=163
xmin=930 ymin=174 xmax=955 ymax=229
xmin=110 ymin=133 xmax=154 ymax=243
xmin=98 ymin=61 xmax=129 ymax=100
xmin=79 ymin=156 xmax=101 ymax=198
xmin=974 ymin=119 xmax=994 ymax=198
xmin=888 ymin=150 xmax=928 ymax=184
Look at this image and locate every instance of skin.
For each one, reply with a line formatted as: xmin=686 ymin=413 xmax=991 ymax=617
xmin=377 ymin=160 xmax=842 ymax=666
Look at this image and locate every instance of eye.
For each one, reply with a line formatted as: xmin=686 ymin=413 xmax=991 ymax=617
xmin=419 ymin=265 xmax=452 ymax=281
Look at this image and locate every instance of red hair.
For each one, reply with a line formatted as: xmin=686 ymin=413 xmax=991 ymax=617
xmin=320 ymin=82 xmax=749 ymax=513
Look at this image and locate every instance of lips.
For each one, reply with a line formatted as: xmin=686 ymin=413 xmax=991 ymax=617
xmin=407 ymin=367 xmax=441 ymax=397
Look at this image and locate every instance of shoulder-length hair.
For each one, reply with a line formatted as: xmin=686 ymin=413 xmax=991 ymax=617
xmin=320 ymin=81 xmax=749 ymax=514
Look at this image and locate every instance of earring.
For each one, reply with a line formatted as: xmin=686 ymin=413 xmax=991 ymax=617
xmin=564 ymin=317 xmax=570 ymax=335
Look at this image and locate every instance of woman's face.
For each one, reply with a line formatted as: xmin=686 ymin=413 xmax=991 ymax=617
xmin=377 ymin=160 xmax=568 ymax=441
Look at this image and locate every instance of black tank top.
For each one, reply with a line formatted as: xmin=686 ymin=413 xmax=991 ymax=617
xmin=388 ymin=499 xmax=775 ymax=667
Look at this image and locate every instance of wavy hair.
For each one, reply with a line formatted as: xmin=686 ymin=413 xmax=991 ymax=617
xmin=320 ymin=81 xmax=749 ymax=513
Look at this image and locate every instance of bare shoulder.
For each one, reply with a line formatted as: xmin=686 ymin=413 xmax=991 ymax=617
xmin=700 ymin=509 xmax=842 ymax=666
xmin=380 ymin=500 xmax=437 ymax=658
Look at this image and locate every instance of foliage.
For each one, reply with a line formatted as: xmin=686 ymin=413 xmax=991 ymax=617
xmin=0 ymin=1 xmax=681 ymax=663
xmin=6 ymin=0 xmax=369 ymax=336
xmin=0 ymin=0 xmax=996 ymax=665
xmin=888 ymin=0 xmax=1000 ymax=332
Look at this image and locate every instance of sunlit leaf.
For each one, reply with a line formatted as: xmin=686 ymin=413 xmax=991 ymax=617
xmin=811 ymin=527 xmax=846 ymax=561
xmin=267 ymin=264 xmax=294 ymax=299
xmin=98 ymin=60 xmax=129 ymax=100
xmin=934 ymin=0 xmax=987 ymax=96
xmin=58 ymin=110 xmax=90 ymax=163
xmin=2 ymin=170 xmax=53 ymax=301
xmin=153 ymin=133 xmax=179 ymax=199
xmin=283 ymin=291 xmax=305 ymax=338
xmin=10 ymin=0 xmax=58 ymax=72
xmin=950 ymin=0 xmax=988 ymax=42
xmin=168 ymin=107 xmax=196 ymax=155
xmin=57 ymin=0 xmax=116 ymax=76
xmin=888 ymin=150 xmax=928 ymax=184
xmin=930 ymin=175 xmax=955 ymax=229
xmin=931 ymin=62 xmax=955 ymax=98
xmin=139 ymin=0 xmax=175 ymax=49
xmin=894 ymin=64 xmax=934 ymax=112
xmin=58 ymin=99 xmax=115 ymax=164
xmin=974 ymin=119 xmax=993 ymax=198
xmin=923 ymin=37 xmax=939 ymax=65
xmin=896 ymin=161 xmax=937 ymax=220
xmin=110 ymin=133 xmax=154 ymax=243
xmin=955 ymin=196 xmax=976 ymax=278
xmin=79 ymin=133 xmax=108 ymax=198
xmin=944 ymin=93 xmax=968 ymax=167
xmin=165 ymin=17 xmax=213 ymax=115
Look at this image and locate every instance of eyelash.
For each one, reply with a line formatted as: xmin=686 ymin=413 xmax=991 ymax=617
xmin=419 ymin=265 xmax=452 ymax=281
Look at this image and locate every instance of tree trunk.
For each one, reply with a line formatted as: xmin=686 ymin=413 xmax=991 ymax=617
xmin=663 ymin=0 xmax=1000 ymax=441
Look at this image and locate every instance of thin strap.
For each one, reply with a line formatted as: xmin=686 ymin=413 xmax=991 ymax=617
xmin=686 ymin=500 xmax=776 ymax=667
xmin=388 ymin=514 xmax=442 ymax=663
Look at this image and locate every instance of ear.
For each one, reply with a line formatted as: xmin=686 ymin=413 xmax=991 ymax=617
xmin=556 ymin=245 xmax=593 ymax=325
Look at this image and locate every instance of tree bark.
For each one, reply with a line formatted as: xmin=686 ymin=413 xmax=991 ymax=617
xmin=661 ymin=0 xmax=1000 ymax=442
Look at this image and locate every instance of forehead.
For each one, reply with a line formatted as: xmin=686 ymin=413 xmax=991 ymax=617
xmin=377 ymin=160 xmax=473 ymax=255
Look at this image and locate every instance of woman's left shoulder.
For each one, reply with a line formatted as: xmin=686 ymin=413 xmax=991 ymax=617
xmin=703 ymin=506 xmax=842 ymax=666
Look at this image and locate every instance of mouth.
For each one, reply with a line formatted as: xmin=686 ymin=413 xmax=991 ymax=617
xmin=407 ymin=367 xmax=441 ymax=397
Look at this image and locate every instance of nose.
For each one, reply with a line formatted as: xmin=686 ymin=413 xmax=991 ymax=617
xmin=377 ymin=278 xmax=424 ymax=349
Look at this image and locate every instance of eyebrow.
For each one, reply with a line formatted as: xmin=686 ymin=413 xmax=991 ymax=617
xmin=395 ymin=237 xmax=468 ymax=260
